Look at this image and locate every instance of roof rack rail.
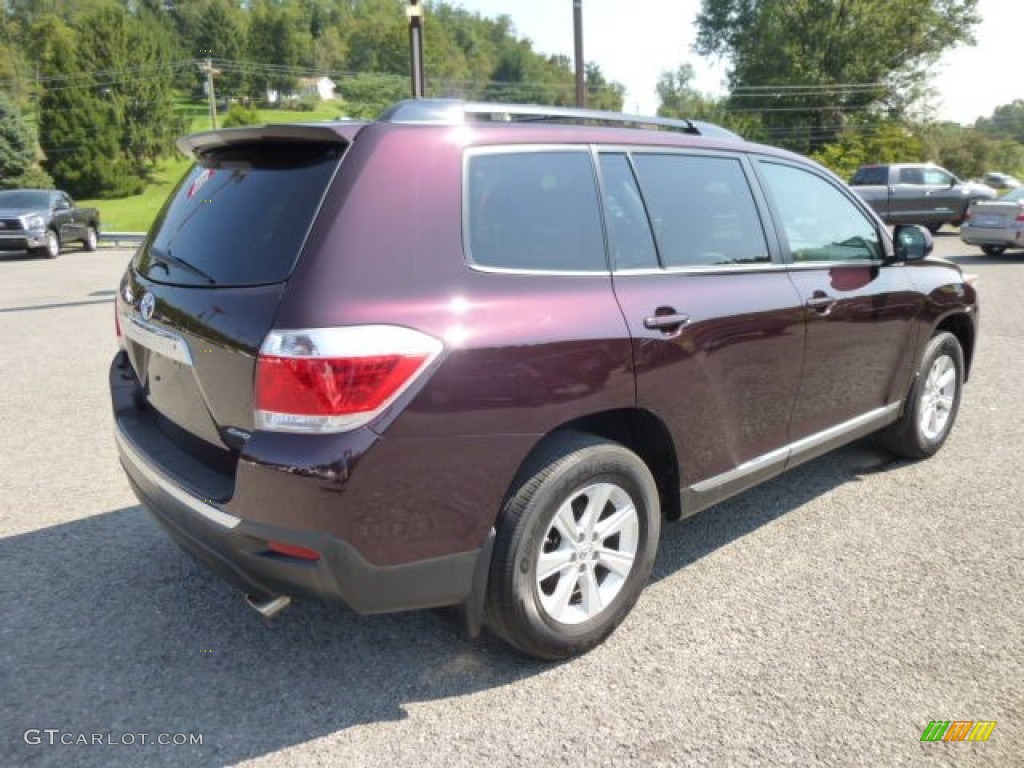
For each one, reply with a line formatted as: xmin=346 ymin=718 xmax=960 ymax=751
xmin=377 ymin=99 xmax=740 ymax=139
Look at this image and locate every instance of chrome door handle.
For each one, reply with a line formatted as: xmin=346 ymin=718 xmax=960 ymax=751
xmin=805 ymin=293 xmax=836 ymax=314
xmin=643 ymin=312 xmax=690 ymax=334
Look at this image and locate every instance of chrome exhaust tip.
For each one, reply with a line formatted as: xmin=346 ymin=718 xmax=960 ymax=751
xmin=245 ymin=593 xmax=292 ymax=619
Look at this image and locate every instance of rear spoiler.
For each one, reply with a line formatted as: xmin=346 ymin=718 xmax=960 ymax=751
xmin=177 ymin=123 xmax=365 ymax=158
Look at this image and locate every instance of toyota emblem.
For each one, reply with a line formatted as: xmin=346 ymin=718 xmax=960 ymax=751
xmin=140 ymin=292 xmax=155 ymax=321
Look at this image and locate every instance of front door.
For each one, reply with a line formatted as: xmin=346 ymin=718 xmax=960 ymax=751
xmin=754 ymin=160 xmax=920 ymax=445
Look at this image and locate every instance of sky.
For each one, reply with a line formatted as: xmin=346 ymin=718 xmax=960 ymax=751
xmin=449 ymin=0 xmax=1022 ymax=124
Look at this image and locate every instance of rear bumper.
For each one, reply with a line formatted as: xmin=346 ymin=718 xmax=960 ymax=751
xmin=116 ymin=418 xmax=483 ymax=612
xmin=110 ymin=352 xmax=486 ymax=614
xmin=960 ymin=226 xmax=1023 ymax=248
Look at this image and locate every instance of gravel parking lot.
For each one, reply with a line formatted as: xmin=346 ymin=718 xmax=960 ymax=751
xmin=2 ymin=236 xmax=1021 ymax=767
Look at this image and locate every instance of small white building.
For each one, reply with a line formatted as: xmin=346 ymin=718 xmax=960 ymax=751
xmin=297 ymin=76 xmax=338 ymax=102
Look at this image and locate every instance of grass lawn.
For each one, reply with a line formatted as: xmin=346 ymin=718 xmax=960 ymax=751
xmin=80 ymin=100 xmax=347 ymax=232
xmin=79 ymin=157 xmax=190 ymax=232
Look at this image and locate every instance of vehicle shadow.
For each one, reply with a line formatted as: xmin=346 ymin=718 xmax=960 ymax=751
xmin=0 ymin=250 xmax=42 ymax=262
xmin=651 ymin=438 xmax=902 ymax=582
xmin=3 ymin=440 xmax=896 ymax=767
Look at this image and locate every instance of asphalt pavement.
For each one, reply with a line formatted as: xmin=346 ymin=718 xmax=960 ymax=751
xmin=1 ymin=235 xmax=1020 ymax=767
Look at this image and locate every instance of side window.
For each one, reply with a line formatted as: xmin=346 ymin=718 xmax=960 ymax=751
xmin=923 ymin=167 xmax=953 ymax=186
xmin=631 ymin=154 xmax=769 ymax=268
xmin=851 ymin=166 xmax=887 ymax=185
xmin=466 ymin=151 xmax=606 ymax=272
xmin=759 ymin=162 xmax=883 ymax=263
xmin=898 ymin=167 xmax=924 ymax=185
xmin=598 ymin=153 xmax=658 ymax=270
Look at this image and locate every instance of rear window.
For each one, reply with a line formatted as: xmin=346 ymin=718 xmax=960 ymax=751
xmin=135 ymin=141 xmax=342 ymax=287
xmin=850 ymin=166 xmax=888 ymax=185
xmin=466 ymin=150 xmax=606 ymax=272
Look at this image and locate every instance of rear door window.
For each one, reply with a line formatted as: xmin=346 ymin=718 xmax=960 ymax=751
xmin=598 ymin=153 xmax=659 ymax=270
xmin=135 ymin=142 xmax=343 ymax=287
xmin=466 ymin=150 xmax=606 ymax=272
xmin=630 ymin=153 xmax=770 ymax=268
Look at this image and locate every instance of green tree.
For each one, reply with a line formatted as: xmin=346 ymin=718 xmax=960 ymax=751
xmin=0 ymin=90 xmax=37 ymax=185
xmin=38 ymin=16 xmax=138 ymax=197
xmin=976 ymin=100 xmax=1024 ymax=144
xmin=810 ymin=119 xmax=923 ymax=180
xmin=221 ymin=101 xmax=261 ymax=128
xmin=918 ymin=122 xmax=1024 ymax=179
xmin=193 ymin=0 xmax=249 ymax=98
xmin=656 ymin=63 xmax=765 ymax=140
xmin=247 ymin=0 xmax=308 ymax=102
xmin=36 ymin=5 xmax=178 ymax=197
xmin=656 ymin=64 xmax=705 ymax=117
xmin=73 ymin=4 xmax=180 ymax=170
xmin=695 ymin=0 xmax=980 ymax=153
xmin=585 ymin=63 xmax=624 ymax=112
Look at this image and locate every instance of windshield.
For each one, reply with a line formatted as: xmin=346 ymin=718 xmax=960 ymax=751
xmin=0 ymin=190 xmax=50 ymax=209
xmin=135 ymin=141 xmax=343 ymax=287
xmin=1002 ymin=187 xmax=1024 ymax=202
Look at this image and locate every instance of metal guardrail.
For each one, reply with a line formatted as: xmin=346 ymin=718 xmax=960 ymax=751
xmin=99 ymin=232 xmax=146 ymax=247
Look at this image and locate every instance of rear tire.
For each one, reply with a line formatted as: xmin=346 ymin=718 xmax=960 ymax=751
xmin=485 ymin=432 xmax=661 ymax=660
xmin=981 ymin=244 xmax=1006 ymax=256
xmin=877 ymin=332 xmax=964 ymax=460
xmin=83 ymin=225 xmax=98 ymax=252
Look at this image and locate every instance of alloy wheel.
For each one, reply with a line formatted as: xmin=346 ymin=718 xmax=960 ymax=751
xmin=535 ymin=482 xmax=639 ymax=625
xmin=919 ymin=354 xmax=957 ymax=441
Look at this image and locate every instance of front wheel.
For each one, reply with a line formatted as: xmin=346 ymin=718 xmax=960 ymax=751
xmin=34 ymin=229 xmax=60 ymax=259
xmin=877 ymin=332 xmax=964 ymax=460
xmin=981 ymin=244 xmax=1007 ymax=256
xmin=486 ymin=432 xmax=661 ymax=660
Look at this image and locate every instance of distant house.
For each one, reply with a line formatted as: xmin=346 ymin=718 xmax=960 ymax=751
xmin=263 ymin=76 xmax=338 ymax=105
xmin=298 ymin=76 xmax=338 ymax=101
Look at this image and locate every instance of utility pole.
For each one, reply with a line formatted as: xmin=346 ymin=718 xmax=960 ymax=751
xmin=573 ymin=0 xmax=585 ymax=108
xmin=198 ymin=58 xmax=220 ymax=130
xmin=407 ymin=0 xmax=425 ymax=99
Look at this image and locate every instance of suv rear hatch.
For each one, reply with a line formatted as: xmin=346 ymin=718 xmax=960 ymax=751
xmin=118 ymin=125 xmax=356 ymax=467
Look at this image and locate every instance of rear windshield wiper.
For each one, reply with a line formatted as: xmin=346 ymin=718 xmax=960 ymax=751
xmin=151 ymin=248 xmax=216 ymax=285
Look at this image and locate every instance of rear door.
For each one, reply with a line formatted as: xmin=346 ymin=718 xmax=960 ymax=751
xmin=601 ymin=149 xmax=806 ymax=504
xmin=118 ymin=131 xmax=349 ymax=452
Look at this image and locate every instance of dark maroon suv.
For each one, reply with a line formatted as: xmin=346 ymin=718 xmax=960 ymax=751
xmin=111 ymin=100 xmax=978 ymax=659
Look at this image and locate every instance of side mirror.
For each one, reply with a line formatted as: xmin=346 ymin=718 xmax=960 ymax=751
xmin=893 ymin=224 xmax=933 ymax=262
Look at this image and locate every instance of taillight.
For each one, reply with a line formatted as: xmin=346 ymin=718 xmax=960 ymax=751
xmin=254 ymin=325 xmax=443 ymax=433
xmin=266 ymin=541 xmax=320 ymax=561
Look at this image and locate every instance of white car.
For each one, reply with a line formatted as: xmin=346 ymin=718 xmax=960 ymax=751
xmin=960 ymin=186 xmax=1024 ymax=255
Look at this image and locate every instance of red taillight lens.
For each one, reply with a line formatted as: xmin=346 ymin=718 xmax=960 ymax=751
xmin=266 ymin=541 xmax=321 ymax=561
xmin=256 ymin=354 xmax=427 ymax=416
xmin=254 ymin=326 xmax=443 ymax=433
